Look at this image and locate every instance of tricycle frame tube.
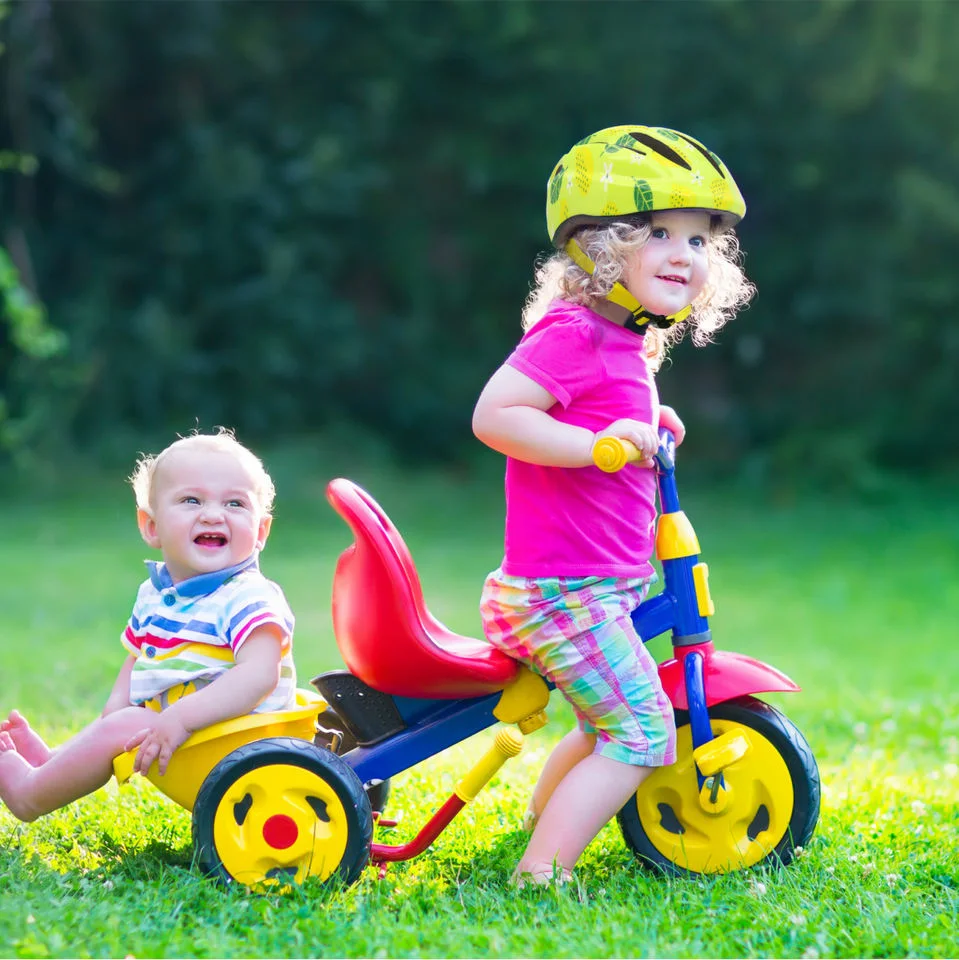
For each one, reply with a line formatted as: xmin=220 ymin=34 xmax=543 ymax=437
xmin=683 ymin=650 xmax=712 ymax=750
xmin=631 ymin=592 xmax=674 ymax=642
xmin=370 ymin=794 xmax=466 ymax=863
xmin=344 ymin=692 xmax=501 ymax=786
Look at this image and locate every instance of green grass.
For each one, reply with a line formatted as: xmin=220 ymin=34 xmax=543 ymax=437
xmin=1 ymin=452 xmax=957 ymax=958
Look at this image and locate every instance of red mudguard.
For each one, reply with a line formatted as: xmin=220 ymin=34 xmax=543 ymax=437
xmin=658 ymin=642 xmax=800 ymax=710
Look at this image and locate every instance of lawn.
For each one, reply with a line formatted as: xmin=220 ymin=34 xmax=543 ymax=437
xmin=0 ymin=447 xmax=957 ymax=958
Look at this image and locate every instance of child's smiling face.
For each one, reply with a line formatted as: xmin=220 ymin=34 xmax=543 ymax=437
xmin=623 ymin=209 xmax=712 ymax=318
xmin=137 ymin=447 xmax=272 ymax=583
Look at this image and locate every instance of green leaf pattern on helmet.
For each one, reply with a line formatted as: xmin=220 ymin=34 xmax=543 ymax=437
xmin=549 ymin=163 xmax=565 ymax=205
xmin=633 ymin=179 xmax=655 ymax=212
xmin=545 ymin=124 xmax=746 ymax=246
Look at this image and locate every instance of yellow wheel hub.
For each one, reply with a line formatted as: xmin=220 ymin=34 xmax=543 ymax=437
xmin=634 ymin=718 xmax=794 ymax=873
xmin=212 ymin=763 xmax=351 ymax=888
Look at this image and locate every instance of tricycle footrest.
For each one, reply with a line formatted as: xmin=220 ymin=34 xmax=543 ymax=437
xmin=311 ymin=670 xmax=407 ymax=747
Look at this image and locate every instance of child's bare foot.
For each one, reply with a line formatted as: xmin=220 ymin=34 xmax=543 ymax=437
xmin=0 ymin=711 xmax=52 ymax=767
xmin=513 ymin=861 xmax=572 ymax=889
xmin=0 ymin=731 xmax=36 ymax=820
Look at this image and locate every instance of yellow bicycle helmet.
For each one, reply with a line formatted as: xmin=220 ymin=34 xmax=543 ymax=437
xmin=546 ymin=125 xmax=746 ymax=331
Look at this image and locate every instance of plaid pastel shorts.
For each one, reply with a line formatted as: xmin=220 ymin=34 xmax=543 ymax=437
xmin=480 ymin=569 xmax=676 ymax=767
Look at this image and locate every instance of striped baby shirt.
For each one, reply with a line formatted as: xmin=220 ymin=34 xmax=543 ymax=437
xmin=121 ymin=553 xmax=296 ymax=713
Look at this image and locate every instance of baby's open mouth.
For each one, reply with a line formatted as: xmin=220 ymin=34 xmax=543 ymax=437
xmin=194 ymin=533 xmax=227 ymax=547
xmin=658 ymin=274 xmax=687 ymax=284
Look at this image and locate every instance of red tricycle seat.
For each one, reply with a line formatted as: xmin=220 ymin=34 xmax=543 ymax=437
xmin=326 ymin=478 xmax=519 ymax=699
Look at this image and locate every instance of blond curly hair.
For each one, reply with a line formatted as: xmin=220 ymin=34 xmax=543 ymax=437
xmin=521 ymin=218 xmax=755 ymax=369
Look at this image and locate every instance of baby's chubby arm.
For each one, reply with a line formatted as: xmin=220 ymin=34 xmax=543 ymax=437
xmin=473 ymin=364 xmax=659 ymax=466
xmin=102 ymin=655 xmax=137 ymax=717
xmin=124 ymin=627 xmax=284 ymax=776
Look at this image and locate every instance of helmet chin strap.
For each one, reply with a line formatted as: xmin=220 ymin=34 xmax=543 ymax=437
xmin=565 ymin=240 xmax=691 ymax=334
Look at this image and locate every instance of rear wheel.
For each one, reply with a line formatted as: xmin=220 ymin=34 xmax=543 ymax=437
xmin=193 ymin=737 xmax=372 ymax=890
xmin=617 ymin=697 xmax=819 ymax=876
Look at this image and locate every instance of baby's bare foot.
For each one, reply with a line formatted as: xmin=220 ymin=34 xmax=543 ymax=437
xmin=0 ymin=732 xmax=36 ymax=820
xmin=0 ymin=711 xmax=52 ymax=767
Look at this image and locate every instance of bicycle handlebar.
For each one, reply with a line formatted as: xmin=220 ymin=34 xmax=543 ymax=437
xmin=592 ymin=436 xmax=642 ymax=473
xmin=592 ymin=428 xmax=677 ymax=474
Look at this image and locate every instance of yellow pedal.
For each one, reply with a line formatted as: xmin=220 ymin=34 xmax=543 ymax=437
xmin=692 ymin=731 xmax=749 ymax=777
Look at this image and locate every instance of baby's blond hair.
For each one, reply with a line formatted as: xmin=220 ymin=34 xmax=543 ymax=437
xmin=522 ymin=219 xmax=755 ymax=370
xmin=130 ymin=428 xmax=276 ymax=515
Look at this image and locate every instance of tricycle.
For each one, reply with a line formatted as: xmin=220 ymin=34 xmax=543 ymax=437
xmin=113 ymin=428 xmax=820 ymax=889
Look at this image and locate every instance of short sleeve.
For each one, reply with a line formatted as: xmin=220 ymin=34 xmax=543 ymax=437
xmin=121 ymin=580 xmax=152 ymax=655
xmin=222 ymin=576 xmax=295 ymax=655
xmin=506 ymin=307 xmax=601 ymax=409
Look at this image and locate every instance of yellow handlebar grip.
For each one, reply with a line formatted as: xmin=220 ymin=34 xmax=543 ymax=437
xmin=593 ymin=437 xmax=640 ymax=473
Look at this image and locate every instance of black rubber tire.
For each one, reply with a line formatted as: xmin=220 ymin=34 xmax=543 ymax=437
xmin=193 ymin=736 xmax=373 ymax=889
xmin=617 ymin=696 xmax=820 ymax=877
xmin=314 ymin=707 xmax=392 ymax=814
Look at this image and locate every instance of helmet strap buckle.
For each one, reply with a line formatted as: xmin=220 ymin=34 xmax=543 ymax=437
xmin=625 ymin=304 xmax=692 ymax=333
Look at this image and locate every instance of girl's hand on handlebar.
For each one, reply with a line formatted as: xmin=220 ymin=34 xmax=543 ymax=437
xmin=593 ymin=420 xmax=659 ymax=467
xmin=659 ymin=405 xmax=686 ymax=446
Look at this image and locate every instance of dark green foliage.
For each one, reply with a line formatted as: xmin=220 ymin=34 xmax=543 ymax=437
xmin=1 ymin=0 xmax=957 ymax=477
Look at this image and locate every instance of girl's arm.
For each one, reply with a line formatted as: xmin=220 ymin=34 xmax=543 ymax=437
xmin=473 ymin=364 xmax=659 ymax=466
xmin=473 ymin=364 xmax=595 ymax=467
xmin=124 ymin=627 xmax=284 ymax=775
xmin=102 ymin=655 xmax=137 ymax=717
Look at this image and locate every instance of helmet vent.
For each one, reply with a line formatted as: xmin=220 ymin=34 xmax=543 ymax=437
xmin=628 ymin=132 xmax=691 ymax=170
xmin=675 ymin=132 xmax=727 ymax=178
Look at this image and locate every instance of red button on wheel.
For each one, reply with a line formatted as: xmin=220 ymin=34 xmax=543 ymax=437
xmin=262 ymin=814 xmax=298 ymax=849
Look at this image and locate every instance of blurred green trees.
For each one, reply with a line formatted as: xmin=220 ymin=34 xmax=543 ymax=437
xmin=1 ymin=0 xmax=957 ymax=478
xmin=0 ymin=0 xmax=65 ymax=461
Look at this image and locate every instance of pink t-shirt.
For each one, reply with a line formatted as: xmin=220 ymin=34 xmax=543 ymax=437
xmin=501 ymin=300 xmax=659 ymax=579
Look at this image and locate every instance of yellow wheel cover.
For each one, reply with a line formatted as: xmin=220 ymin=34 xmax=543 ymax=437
xmin=634 ymin=718 xmax=794 ymax=873
xmin=212 ymin=763 xmax=351 ymax=888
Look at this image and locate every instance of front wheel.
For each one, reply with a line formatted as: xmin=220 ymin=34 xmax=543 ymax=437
xmin=617 ymin=696 xmax=820 ymax=876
